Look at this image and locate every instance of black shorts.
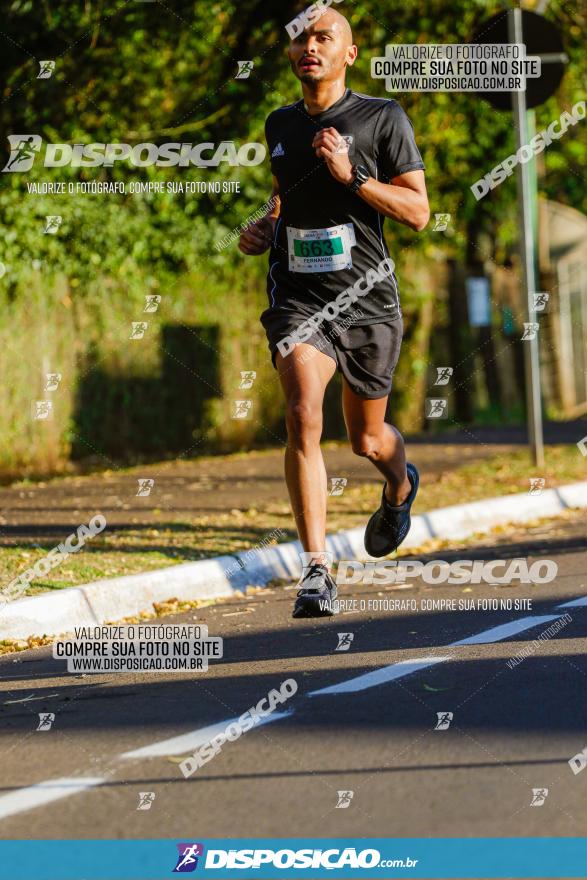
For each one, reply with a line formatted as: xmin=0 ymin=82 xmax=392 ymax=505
xmin=260 ymin=309 xmax=403 ymax=400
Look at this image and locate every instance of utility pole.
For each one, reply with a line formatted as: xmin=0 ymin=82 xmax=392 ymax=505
xmin=508 ymin=6 xmax=545 ymax=466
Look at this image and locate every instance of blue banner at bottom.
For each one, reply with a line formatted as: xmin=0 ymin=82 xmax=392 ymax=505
xmin=0 ymin=838 xmax=585 ymax=879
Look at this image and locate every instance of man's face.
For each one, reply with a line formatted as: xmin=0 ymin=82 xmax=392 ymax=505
xmin=287 ymin=14 xmax=355 ymax=84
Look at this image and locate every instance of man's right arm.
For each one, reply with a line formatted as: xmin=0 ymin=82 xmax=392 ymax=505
xmin=238 ymin=175 xmax=280 ymax=256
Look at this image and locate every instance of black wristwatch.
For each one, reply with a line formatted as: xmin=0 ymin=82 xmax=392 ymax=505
xmin=347 ymin=164 xmax=369 ymax=193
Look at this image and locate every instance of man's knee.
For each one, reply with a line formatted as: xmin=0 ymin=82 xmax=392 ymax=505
xmin=349 ymin=431 xmax=383 ymax=459
xmin=285 ymin=400 xmax=323 ymax=442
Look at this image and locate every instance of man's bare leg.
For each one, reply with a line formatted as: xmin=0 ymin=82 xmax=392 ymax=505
xmin=275 ymin=344 xmax=337 ymax=567
xmin=342 ymin=380 xmax=411 ymax=505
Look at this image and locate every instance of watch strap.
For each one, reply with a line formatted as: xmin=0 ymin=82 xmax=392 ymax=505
xmin=348 ymin=164 xmax=368 ymax=192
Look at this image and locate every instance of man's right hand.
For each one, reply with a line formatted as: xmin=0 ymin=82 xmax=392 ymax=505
xmin=238 ymin=216 xmax=277 ymax=256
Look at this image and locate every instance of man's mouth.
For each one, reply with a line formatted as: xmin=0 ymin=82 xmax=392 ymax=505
xmin=299 ymin=57 xmax=320 ymax=70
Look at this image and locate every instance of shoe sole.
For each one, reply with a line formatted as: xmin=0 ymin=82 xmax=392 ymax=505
xmin=292 ymin=587 xmax=338 ymax=619
xmin=364 ymin=463 xmax=419 ymax=558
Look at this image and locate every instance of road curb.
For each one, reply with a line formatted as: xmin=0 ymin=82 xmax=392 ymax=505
xmin=2 ymin=480 xmax=586 ymax=641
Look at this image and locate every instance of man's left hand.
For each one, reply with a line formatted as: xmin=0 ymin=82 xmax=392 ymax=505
xmin=312 ymin=127 xmax=354 ymax=185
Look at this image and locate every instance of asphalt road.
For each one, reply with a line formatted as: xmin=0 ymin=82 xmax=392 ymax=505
xmin=0 ymin=441 xmax=517 ymax=541
xmin=0 ymin=511 xmax=586 ymax=858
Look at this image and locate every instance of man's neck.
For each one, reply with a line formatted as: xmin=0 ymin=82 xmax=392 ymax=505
xmin=301 ymin=80 xmax=347 ymax=115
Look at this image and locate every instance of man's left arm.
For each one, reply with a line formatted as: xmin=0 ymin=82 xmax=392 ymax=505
xmin=355 ymin=168 xmax=429 ymax=232
xmin=313 ymin=126 xmax=429 ymax=232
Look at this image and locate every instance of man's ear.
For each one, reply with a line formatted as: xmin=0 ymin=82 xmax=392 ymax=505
xmin=346 ymin=45 xmax=358 ymax=67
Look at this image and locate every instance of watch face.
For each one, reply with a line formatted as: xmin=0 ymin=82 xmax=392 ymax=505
xmin=356 ymin=165 xmax=369 ymax=182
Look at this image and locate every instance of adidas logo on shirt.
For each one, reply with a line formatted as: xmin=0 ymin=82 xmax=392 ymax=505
xmin=271 ymin=142 xmax=285 ymax=157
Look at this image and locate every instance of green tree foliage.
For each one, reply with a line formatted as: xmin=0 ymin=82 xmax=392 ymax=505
xmin=0 ymin=1 xmax=584 ymax=472
xmin=0 ymin=0 xmax=584 ymax=287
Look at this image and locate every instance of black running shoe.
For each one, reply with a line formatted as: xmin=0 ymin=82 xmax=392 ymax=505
xmin=363 ymin=463 xmax=420 ymax=558
xmin=292 ymin=563 xmax=338 ymax=618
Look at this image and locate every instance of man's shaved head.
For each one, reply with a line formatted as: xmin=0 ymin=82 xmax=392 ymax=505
xmin=287 ymin=6 xmax=357 ymax=86
xmin=317 ymin=8 xmax=353 ymax=45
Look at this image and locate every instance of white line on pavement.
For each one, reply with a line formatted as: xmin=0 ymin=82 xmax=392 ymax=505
xmin=308 ymin=657 xmax=450 ymax=696
xmin=1 ymin=606 xmax=580 ymax=821
xmin=308 ymin=615 xmax=562 ymax=696
xmin=0 ymin=777 xmax=105 ymax=821
xmin=449 ymin=615 xmax=560 ymax=646
xmin=556 ymin=596 xmax=587 ymax=608
xmin=118 ymin=710 xmax=294 ymax=759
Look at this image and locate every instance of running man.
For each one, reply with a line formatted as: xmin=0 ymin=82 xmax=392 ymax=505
xmin=239 ymin=8 xmax=429 ymax=618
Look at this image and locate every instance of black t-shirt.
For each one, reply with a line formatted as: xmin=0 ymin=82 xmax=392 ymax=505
xmin=263 ymin=88 xmax=425 ymax=326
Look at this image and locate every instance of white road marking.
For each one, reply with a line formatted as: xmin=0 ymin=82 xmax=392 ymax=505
xmin=556 ymin=596 xmax=587 ymax=608
xmin=1 ymin=601 xmax=581 ymax=821
xmin=309 ymin=615 xmax=562 ymax=696
xmin=449 ymin=615 xmax=560 ymax=646
xmin=0 ymin=777 xmax=105 ymax=821
xmin=308 ymin=656 xmax=450 ymax=696
xmin=118 ymin=710 xmax=294 ymax=759
xmin=4 ymin=693 xmax=59 ymax=705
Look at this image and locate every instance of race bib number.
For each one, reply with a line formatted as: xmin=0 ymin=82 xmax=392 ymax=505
xmin=286 ymin=223 xmax=356 ymax=273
